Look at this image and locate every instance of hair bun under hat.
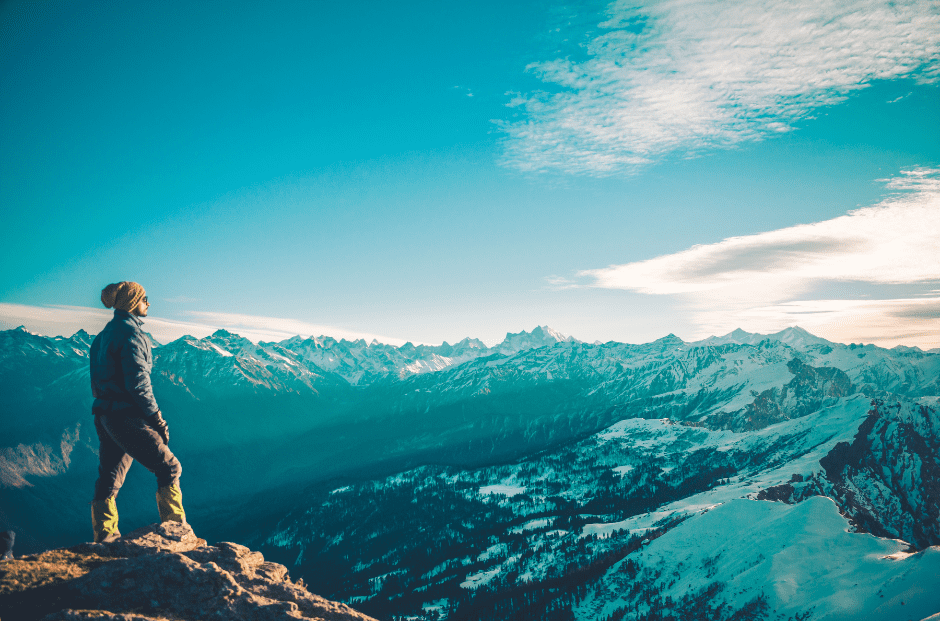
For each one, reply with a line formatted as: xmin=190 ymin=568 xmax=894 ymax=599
xmin=101 ymin=282 xmax=146 ymax=312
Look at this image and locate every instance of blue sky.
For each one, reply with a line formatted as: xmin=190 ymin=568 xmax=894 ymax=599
xmin=1 ymin=0 xmax=939 ymax=348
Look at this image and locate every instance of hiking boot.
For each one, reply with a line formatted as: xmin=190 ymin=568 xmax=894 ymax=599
xmin=91 ymin=497 xmax=120 ymax=543
xmin=156 ymin=484 xmax=186 ymax=524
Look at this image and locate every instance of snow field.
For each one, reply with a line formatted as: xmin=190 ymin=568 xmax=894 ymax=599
xmin=574 ymin=497 xmax=940 ymax=621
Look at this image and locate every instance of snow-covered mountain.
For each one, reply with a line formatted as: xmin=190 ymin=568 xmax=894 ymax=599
xmin=3 ymin=323 xmax=937 ymax=497
xmin=276 ymin=325 xmax=572 ymax=385
xmin=1 ymin=324 xmax=938 ymax=619
xmin=257 ymin=393 xmax=940 ymax=620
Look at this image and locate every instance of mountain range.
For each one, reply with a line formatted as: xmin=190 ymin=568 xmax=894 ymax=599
xmin=1 ymin=323 xmax=938 ymax=620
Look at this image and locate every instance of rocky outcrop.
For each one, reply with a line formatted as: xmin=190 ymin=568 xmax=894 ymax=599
xmin=0 ymin=522 xmax=376 ymax=621
xmin=757 ymin=397 xmax=940 ymax=550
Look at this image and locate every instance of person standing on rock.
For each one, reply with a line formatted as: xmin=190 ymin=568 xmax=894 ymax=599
xmin=89 ymin=281 xmax=186 ymax=543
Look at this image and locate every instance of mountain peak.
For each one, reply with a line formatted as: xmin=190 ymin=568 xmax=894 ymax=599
xmin=206 ymin=329 xmax=254 ymax=353
xmin=69 ymin=329 xmax=94 ymax=347
xmin=655 ymin=333 xmax=685 ymax=344
xmin=534 ymin=325 xmax=574 ymax=342
xmin=769 ymin=325 xmax=832 ymax=347
xmin=497 ymin=325 xmax=577 ymax=355
xmin=693 ymin=327 xmax=829 ymax=348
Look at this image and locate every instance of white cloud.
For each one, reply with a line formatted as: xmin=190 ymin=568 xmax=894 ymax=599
xmin=545 ymin=275 xmax=579 ymax=290
xmin=691 ymin=297 xmax=940 ymax=349
xmin=0 ymin=304 xmax=113 ymax=337
xmin=577 ymin=168 xmax=940 ymax=348
xmin=0 ymin=304 xmax=411 ymax=346
xmin=501 ymin=0 xmax=940 ymax=175
xmin=583 ymin=168 xmax=940 ymax=295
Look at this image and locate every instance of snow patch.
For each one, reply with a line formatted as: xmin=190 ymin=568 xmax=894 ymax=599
xmin=207 ymin=342 xmax=233 ymax=357
xmin=510 ymin=519 xmax=550 ymax=534
xmin=480 ymin=484 xmax=526 ymax=497
xmin=460 ymin=567 xmax=501 ymax=589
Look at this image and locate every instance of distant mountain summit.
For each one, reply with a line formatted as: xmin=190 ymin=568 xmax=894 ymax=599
xmin=693 ymin=325 xmax=834 ymax=348
xmin=494 ymin=325 xmax=577 ymax=355
xmin=260 ymin=325 xmax=576 ymax=385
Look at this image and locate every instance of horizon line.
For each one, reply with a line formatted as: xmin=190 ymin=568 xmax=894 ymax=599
xmin=4 ymin=320 xmax=931 ymax=353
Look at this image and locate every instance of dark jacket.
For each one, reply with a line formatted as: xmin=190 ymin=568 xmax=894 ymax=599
xmin=0 ymin=530 xmax=13 ymax=560
xmin=90 ymin=309 xmax=159 ymax=417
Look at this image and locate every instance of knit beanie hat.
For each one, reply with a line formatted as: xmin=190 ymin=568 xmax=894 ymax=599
xmin=101 ymin=282 xmax=146 ymax=312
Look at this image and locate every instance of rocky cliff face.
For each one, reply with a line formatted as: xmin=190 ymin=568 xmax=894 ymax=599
xmin=758 ymin=396 xmax=940 ymax=549
xmin=0 ymin=522 xmax=375 ymax=621
xmin=702 ymin=357 xmax=856 ymax=431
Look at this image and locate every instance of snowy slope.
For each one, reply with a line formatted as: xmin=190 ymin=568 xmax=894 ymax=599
xmin=574 ymin=496 xmax=940 ymax=621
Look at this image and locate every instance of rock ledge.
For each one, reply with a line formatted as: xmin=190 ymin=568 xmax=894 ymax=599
xmin=0 ymin=522 xmax=376 ymax=621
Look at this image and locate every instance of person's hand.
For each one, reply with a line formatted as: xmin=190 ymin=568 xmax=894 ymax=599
xmin=150 ymin=411 xmax=170 ymax=445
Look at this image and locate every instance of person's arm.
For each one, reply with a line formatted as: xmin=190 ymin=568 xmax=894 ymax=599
xmin=120 ymin=332 xmax=160 ymax=416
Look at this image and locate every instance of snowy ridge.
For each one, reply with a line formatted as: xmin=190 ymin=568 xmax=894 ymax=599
xmin=693 ymin=326 xmax=834 ymax=349
xmin=276 ymin=326 xmax=571 ymax=385
xmin=759 ymin=396 xmax=940 ymax=549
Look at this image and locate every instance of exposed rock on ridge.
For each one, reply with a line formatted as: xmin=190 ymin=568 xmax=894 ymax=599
xmin=702 ymin=358 xmax=855 ymax=431
xmin=0 ymin=522 xmax=376 ymax=621
xmin=757 ymin=397 xmax=940 ymax=549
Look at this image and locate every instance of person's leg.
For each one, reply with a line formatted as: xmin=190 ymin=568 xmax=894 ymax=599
xmin=92 ymin=415 xmax=132 ymax=542
xmin=98 ymin=414 xmax=185 ymax=524
xmin=155 ymin=482 xmax=186 ymax=523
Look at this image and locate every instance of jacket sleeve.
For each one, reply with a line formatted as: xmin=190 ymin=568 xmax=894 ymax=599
xmin=120 ymin=332 xmax=160 ymax=416
xmin=89 ymin=334 xmax=101 ymax=398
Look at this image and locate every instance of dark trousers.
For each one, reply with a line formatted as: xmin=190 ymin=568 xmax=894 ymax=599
xmin=93 ymin=413 xmax=182 ymax=501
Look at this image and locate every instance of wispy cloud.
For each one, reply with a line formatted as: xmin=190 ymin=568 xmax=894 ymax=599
xmin=577 ymin=168 xmax=940 ymax=347
xmin=0 ymin=304 xmax=411 ymax=346
xmin=501 ymin=0 xmax=940 ymax=175
xmin=0 ymin=304 xmax=113 ymax=337
xmin=691 ymin=297 xmax=940 ymax=348
xmin=545 ymin=275 xmax=580 ymax=290
xmin=581 ymin=169 xmax=940 ymax=295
